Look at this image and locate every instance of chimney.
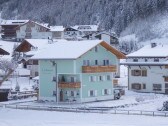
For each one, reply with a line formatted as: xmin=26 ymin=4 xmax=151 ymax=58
xmin=151 ymin=43 xmax=157 ymax=48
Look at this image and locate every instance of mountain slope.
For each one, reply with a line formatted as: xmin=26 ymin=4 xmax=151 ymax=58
xmin=1 ymin=0 xmax=168 ymax=36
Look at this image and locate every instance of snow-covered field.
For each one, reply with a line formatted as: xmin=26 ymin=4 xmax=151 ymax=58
xmin=0 ymin=108 xmax=168 ymax=126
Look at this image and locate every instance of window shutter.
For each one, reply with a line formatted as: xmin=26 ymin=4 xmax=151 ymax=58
xmin=94 ymin=76 xmax=97 ymax=82
xmin=74 ymin=91 xmax=77 ymax=97
xmin=108 ymin=89 xmax=111 ymax=94
xmin=95 ymin=90 xmax=97 ymax=96
xmin=103 ymin=76 xmax=106 ymax=81
xmin=89 ymin=76 xmax=91 ymax=82
xmin=67 ymin=91 xmax=70 ymax=96
xmin=102 ymin=89 xmax=104 ymax=95
xmin=88 ymin=91 xmax=90 ymax=97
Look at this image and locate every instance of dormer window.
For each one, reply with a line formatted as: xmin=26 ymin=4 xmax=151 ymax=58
xmin=154 ymin=58 xmax=159 ymax=62
xmin=133 ymin=59 xmax=138 ymax=62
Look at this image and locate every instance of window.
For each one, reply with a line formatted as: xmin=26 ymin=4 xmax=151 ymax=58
xmin=107 ymin=75 xmax=111 ymax=81
xmin=145 ymin=59 xmax=148 ymax=62
xmin=70 ymin=91 xmax=74 ymax=97
xmin=89 ymin=76 xmax=96 ymax=82
xmin=142 ymin=83 xmax=146 ymax=89
xmin=95 ymin=46 xmax=98 ymax=52
xmin=103 ymin=60 xmax=109 ymax=66
xmin=83 ymin=60 xmax=90 ymax=66
xmin=104 ymin=89 xmax=108 ymax=95
xmin=90 ymin=90 xmax=94 ymax=97
xmin=98 ymin=75 xmax=105 ymax=81
xmin=133 ymin=59 xmax=138 ymax=62
xmin=154 ymin=58 xmax=159 ymax=62
xmin=142 ymin=69 xmax=147 ymax=76
xmin=95 ymin=60 xmax=98 ymax=65
xmin=153 ymin=84 xmax=162 ymax=91
xmin=52 ymin=76 xmax=57 ymax=82
xmin=70 ymin=77 xmax=75 ymax=82
xmin=131 ymin=70 xmax=141 ymax=76
xmin=131 ymin=83 xmax=141 ymax=90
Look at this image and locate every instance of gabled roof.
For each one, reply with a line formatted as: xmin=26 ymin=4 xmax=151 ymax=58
xmin=72 ymin=25 xmax=98 ymax=31
xmin=0 ymin=48 xmax=10 ymax=55
xmin=15 ymin=20 xmax=50 ymax=30
xmin=127 ymin=44 xmax=168 ymax=58
xmin=15 ymin=39 xmax=68 ymax=55
xmin=31 ymin=40 xmax=126 ymax=60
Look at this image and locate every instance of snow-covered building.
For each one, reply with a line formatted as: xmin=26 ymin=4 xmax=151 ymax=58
xmin=121 ymin=43 xmax=168 ymax=94
xmin=49 ymin=26 xmax=64 ymax=39
xmin=1 ymin=20 xmax=28 ymax=40
xmin=82 ymin=31 xmax=119 ymax=48
xmin=31 ymin=40 xmax=125 ymax=103
xmin=16 ymin=20 xmax=51 ymax=41
xmin=64 ymin=25 xmax=98 ymax=40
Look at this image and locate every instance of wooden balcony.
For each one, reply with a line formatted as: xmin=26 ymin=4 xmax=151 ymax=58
xmin=113 ymin=79 xmax=118 ymax=85
xmin=58 ymin=82 xmax=81 ymax=88
xmin=82 ymin=65 xmax=117 ymax=73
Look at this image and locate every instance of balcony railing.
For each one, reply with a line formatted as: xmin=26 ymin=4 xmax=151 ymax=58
xmin=58 ymin=82 xmax=81 ymax=88
xmin=82 ymin=65 xmax=117 ymax=73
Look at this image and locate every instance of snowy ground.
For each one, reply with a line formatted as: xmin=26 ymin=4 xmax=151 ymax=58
xmin=0 ymin=108 xmax=168 ymax=126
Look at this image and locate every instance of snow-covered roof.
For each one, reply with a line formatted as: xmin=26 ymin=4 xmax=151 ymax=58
xmin=31 ymin=40 xmax=102 ymax=59
xmin=24 ymin=39 xmax=67 ymax=56
xmin=72 ymin=25 xmax=98 ymax=31
xmin=31 ymin=40 xmax=126 ymax=60
xmin=50 ymin=26 xmax=64 ymax=31
xmin=1 ymin=20 xmax=29 ymax=25
xmin=127 ymin=44 xmax=168 ymax=57
xmin=0 ymin=40 xmax=17 ymax=60
xmin=16 ymin=20 xmax=50 ymax=30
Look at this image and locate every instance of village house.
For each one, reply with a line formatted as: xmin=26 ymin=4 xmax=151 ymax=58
xmin=31 ymin=40 xmax=125 ymax=103
xmin=1 ymin=20 xmax=28 ymax=40
xmin=121 ymin=43 xmax=168 ymax=94
xmin=64 ymin=25 xmax=98 ymax=40
xmin=15 ymin=20 xmax=51 ymax=41
xmin=82 ymin=31 xmax=119 ymax=48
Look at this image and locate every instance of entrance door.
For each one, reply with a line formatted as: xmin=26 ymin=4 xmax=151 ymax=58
xmin=60 ymin=90 xmax=64 ymax=101
xmin=165 ymin=83 xmax=168 ymax=94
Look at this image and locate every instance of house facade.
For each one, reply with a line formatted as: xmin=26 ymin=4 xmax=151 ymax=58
xmin=1 ymin=20 xmax=28 ymax=40
xmin=32 ymin=40 xmax=125 ymax=103
xmin=121 ymin=43 xmax=168 ymax=94
xmin=16 ymin=20 xmax=51 ymax=41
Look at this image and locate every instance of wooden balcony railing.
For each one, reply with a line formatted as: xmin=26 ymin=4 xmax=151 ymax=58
xmin=58 ymin=82 xmax=81 ymax=88
xmin=113 ymin=79 xmax=118 ymax=85
xmin=82 ymin=65 xmax=117 ymax=73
